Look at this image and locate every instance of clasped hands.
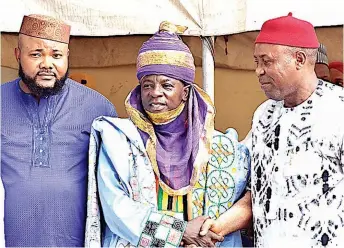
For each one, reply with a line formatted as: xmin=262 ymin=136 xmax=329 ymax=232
xmin=181 ymin=216 xmax=222 ymax=247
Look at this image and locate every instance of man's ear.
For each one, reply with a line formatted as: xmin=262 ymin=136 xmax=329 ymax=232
xmin=182 ymin=85 xmax=190 ymax=101
xmin=15 ymin=47 xmax=20 ymax=63
xmin=295 ymin=50 xmax=306 ymax=70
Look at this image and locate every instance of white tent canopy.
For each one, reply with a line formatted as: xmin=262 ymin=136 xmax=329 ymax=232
xmin=1 ymin=0 xmax=343 ymax=36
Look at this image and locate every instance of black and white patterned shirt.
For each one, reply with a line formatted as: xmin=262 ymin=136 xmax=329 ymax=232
xmin=249 ymin=80 xmax=344 ymax=247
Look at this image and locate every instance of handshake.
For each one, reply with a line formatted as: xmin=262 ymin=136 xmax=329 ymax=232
xmin=181 ymin=216 xmax=223 ymax=247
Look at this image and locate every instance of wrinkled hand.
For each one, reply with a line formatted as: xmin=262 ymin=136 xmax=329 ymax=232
xmin=199 ymin=218 xmax=221 ymax=236
xmin=182 ymin=216 xmax=224 ymax=247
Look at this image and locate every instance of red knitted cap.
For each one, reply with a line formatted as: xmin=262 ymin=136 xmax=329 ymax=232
xmin=255 ymin=12 xmax=319 ymax=48
xmin=329 ymin=62 xmax=343 ymax=73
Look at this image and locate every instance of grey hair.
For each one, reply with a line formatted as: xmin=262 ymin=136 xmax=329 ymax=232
xmin=284 ymin=46 xmax=318 ymax=65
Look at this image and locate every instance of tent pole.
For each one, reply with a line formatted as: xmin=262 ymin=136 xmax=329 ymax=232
xmin=202 ymin=36 xmax=215 ymax=103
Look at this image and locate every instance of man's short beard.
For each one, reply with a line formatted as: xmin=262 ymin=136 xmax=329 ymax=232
xmin=19 ymin=64 xmax=69 ymax=97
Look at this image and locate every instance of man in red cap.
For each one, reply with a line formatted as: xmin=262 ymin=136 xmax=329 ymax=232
xmin=249 ymin=12 xmax=344 ymax=247
xmin=200 ymin=12 xmax=344 ymax=247
xmin=329 ymin=61 xmax=343 ymax=86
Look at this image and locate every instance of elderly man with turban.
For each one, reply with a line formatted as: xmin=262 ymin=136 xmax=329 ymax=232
xmin=84 ymin=22 xmax=252 ymax=248
xmin=201 ymin=13 xmax=344 ymax=248
xmin=1 ymin=14 xmax=117 ymax=247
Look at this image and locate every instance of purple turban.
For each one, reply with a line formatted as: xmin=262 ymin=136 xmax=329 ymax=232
xmin=136 ymin=21 xmax=196 ymax=84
